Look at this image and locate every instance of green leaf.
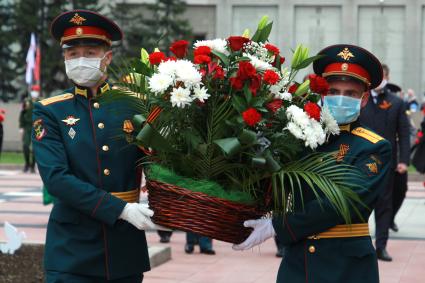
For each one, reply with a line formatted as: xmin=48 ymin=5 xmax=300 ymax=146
xmin=232 ymin=94 xmax=247 ymax=113
xmin=213 ymin=138 xmax=242 ymax=157
xmin=258 ymin=22 xmax=273 ymax=43
xmin=294 ymin=55 xmax=324 ymax=70
xmin=244 ymin=85 xmax=253 ymax=105
xmin=211 ymin=50 xmax=230 ymax=66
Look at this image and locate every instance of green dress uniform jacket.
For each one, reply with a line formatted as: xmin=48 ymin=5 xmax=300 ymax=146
xmin=272 ymin=120 xmax=391 ymax=283
xmin=32 ymin=82 xmax=150 ymax=280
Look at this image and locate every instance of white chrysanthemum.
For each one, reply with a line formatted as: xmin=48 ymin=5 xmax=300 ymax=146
xmin=285 ymin=105 xmax=328 ymax=149
xmin=321 ymin=106 xmax=340 ymax=136
xmin=193 ymin=86 xmax=210 ymax=102
xmin=274 ymin=92 xmax=292 ymax=101
xmin=148 ymin=73 xmax=174 ymax=94
xmin=170 ymin=87 xmax=193 ymax=108
xmin=286 ymin=122 xmax=304 ymax=140
xmin=157 ymin=60 xmax=178 ymax=77
xmin=286 ymin=105 xmax=310 ymax=129
xmin=174 ymin=60 xmax=202 ymax=86
xmin=306 ymin=120 xmax=326 ymax=148
xmin=194 ymin=39 xmax=229 ymax=55
xmin=243 ymin=53 xmax=274 ymax=71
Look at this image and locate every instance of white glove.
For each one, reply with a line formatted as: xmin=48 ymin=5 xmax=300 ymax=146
xmin=232 ymin=218 xmax=276 ymax=251
xmin=119 ymin=203 xmax=155 ymax=230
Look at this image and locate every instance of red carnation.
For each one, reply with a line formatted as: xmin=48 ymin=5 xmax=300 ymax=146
xmin=309 ymin=74 xmax=330 ymax=95
xmin=165 ymin=56 xmax=177 ymax=62
xmin=213 ymin=65 xmax=225 ymax=80
xmin=230 ymin=77 xmax=244 ymax=90
xmin=199 ymin=68 xmax=207 ymax=77
xmin=304 ymin=102 xmax=321 ymax=121
xmin=249 ymin=74 xmax=262 ymax=96
xmin=265 ymin=43 xmax=280 ymax=55
xmin=194 ymin=55 xmax=211 ymax=64
xmin=237 ymin=61 xmax=256 ymax=80
xmin=266 ymin=99 xmax=283 ymax=113
xmin=273 ymin=56 xmax=285 ymax=67
xmin=194 ymin=46 xmax=211 ymax=57
xmin=242 ymin=108 xmax=262 ymax=127
xmin=227 ymin=36 xmax=250 ymax=51
xmin=149 ymin=51 xmax=166 ymax=65
xmin=263 ymin=70 xmax=280 ymax=85
xmin=288 ymin=84 xmax=298 ymax=94
xmin=170 ymin=40 xmax=189 ymax=58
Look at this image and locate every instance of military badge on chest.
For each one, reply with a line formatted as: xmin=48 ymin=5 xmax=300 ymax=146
xmin=379 ymin=100 xmax=392 ymax=110
xmin=335 ymin=144 xmax=350 ymax=162
xmin=33 ymin=119 xmax=46 ymax=141
xmin=123 ymin=120 xmax=135 ymax=143
xmin=61 ymin=115 xmax=80 ymax=139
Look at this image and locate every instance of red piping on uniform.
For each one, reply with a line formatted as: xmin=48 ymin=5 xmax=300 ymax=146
xmin=284 ymin=215 xmax=297 ymax=241
xmin=102 ymin=224 xmax=110 ymax=280
xmin=304 ymin=242 xmax=308 ymax=283
xmin=91 ymin=192 xmax=106 ymax=216
xmin=88 ymin=98 xmax=103 ymax=188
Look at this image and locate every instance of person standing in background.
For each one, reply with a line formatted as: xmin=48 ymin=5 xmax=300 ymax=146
xmin=0 ymin=108 xmax=5 ymax=159
xmin=185 ymin=232 xmax=215 ymax=255
xmin=19 ymin=88 xmax=38 ymax=173
xmin=359 ymin=64 xmax=410 ymax=261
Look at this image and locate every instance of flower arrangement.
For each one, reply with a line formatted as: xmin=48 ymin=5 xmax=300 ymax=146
xmin=110 ymin=17 xmax=362 ymax=241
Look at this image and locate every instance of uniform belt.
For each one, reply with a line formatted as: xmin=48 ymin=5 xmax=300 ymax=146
xmin=111 ymin=189 xmax=140 ymax=203
xmin=308 ymin=223 xmax=369 ymax=239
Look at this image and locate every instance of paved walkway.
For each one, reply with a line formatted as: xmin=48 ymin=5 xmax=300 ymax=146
xmin=1 ymin=170 xmax=425 ymax=282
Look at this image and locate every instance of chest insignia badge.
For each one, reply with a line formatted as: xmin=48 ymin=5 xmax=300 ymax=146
xmin=123 ymin=120 xmax=134 ymax=134
xmin=33 ymin=119 xmax=46 ymax=141
xmin=379 ymin=100 xmax=392 ymax=110
xmin=335 ymin=144 xmax=350 ymax=162
xmin=366 ymin=162 xmax=378 ymax=174
xmin=62 ymin=116 xmax=80 ymax=126
xmin=68 ymin=127 xmax=76 ymax=139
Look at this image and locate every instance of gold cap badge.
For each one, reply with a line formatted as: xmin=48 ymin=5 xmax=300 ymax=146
xmin=337 ymin=48 xmax=355 ymax=61
xmin=70 ymin=13 xmax=86 ymax=25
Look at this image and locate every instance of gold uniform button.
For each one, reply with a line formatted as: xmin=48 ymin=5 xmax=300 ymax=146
xmin=102 ymin=145 xmax=109 ymax=151
xmin=93 ymin=102 xmax=100 ymax=109
xmin=98 ymin=122 xmax=104 ymax=129
xmin=308 ymin=245 xmax=316 ymax=254
xmin=103 ymin=169 xmax=110 ymax=176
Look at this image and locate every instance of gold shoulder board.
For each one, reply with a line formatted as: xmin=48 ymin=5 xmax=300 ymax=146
xmin=351 ymin=127 xmax=384 ymax=144
xmin=40 ymin=93 xmax=74 ymax=106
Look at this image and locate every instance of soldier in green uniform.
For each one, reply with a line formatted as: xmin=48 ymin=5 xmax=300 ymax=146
xmin=20 ymin=87 xmax=38 ymax=173
xmin=234 ymin=44 xmax=392 ymax=283
xmin=32 ymin=10 xmax=155 ymax=283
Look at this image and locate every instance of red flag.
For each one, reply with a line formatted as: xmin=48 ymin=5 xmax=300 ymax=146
xmin=34 ymin=45 xmax=41 ymax=82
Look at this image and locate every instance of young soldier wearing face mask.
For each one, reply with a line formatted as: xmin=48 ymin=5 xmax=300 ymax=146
xmin=32 ymin=10 xmax=155 ymax=283
xmin=233 ymin=45 xmax=392 ymax=283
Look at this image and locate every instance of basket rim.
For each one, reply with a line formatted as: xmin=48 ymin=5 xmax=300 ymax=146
xmin=146 ymin=179 xmax=262 ymax=211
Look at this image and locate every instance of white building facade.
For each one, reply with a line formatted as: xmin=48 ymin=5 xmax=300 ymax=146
xmin=110 ymin=0 xmax=425 ymax=101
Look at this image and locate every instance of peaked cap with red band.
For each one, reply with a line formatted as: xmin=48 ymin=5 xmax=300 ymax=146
xmin=313 ymin=44 xmax=383 ymax=89
xmin=50 ymin=10 xmax=123 ymax=48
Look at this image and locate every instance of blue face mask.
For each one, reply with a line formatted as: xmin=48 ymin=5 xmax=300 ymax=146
xmin=323 ymin=95 xmax=362 ymax=125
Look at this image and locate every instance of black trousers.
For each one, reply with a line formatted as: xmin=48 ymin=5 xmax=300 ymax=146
xmin=392 ymin=172 xmax=408 ymax=223
xmin=375 ymin=171 xmax=394 ymax=250
xmin=45 ymin=271 xmax=143 ymax=283
xmin=23 ymin=143 xmax=35 ymax=169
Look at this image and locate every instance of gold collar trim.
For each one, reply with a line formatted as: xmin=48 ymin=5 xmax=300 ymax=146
xmin=339 ymin=124 xmax=351 ymax=132
xmin=75 ymin=87 xmax=87 ymax=98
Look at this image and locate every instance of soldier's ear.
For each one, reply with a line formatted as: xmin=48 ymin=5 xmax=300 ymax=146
xmin=361 ymin=91 xmax=370 ymax=108
xmin=103 ymin=50 xmax=113 ymax=66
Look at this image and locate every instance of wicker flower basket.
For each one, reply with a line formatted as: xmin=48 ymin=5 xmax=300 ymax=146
xmin=146 ymin=179 xmax=267 ymax=244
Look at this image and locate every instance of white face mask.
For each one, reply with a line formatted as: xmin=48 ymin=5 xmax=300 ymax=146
xmin=65 ymin=54 xmax=107 ymax=87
